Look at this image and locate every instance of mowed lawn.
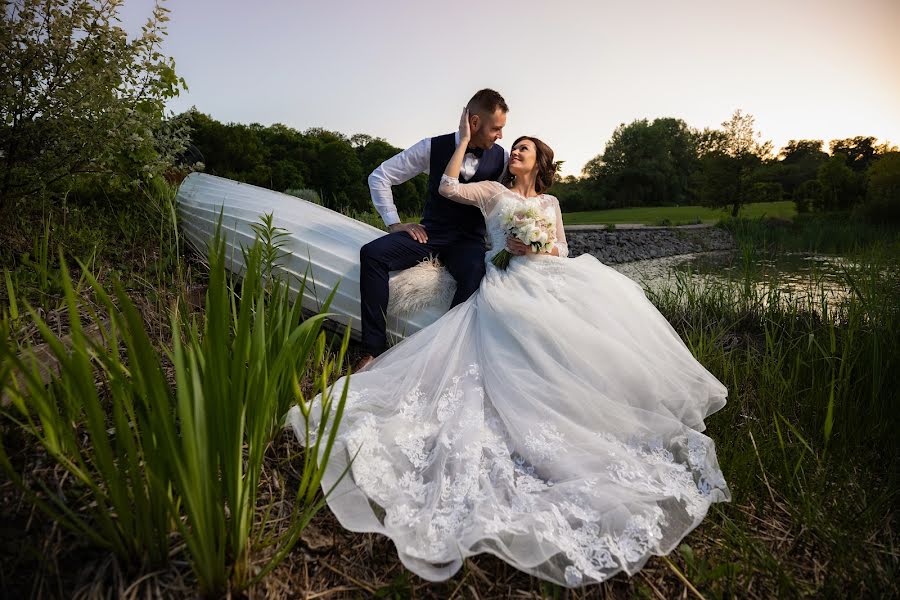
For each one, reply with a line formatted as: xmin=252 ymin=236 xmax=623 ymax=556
xmin=562 ymin=200 xmax=797 ymax=225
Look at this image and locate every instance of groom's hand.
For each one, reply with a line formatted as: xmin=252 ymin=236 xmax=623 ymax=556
xmin=390 ymin=222 xmax=428 ymax=243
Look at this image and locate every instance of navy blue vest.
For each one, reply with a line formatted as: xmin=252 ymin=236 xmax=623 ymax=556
xmin=424 ymin=133 xmax=505 ymax=238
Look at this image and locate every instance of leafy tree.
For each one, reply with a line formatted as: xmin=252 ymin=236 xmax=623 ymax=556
xmin=829 ymin=136 xmax=878 ymax=173
xmin=350 ymin=133 xmax=374 ymax=148
xmin=582 ymin=117 xmax=699 ymax=209
xmin=720 ymin=109 xmax=773 ymax=160
xmin=186 ymin=116 xmax=429 ymax=216
xmin=780 ymin=140 xmax=826 ymax=163
xmin=353 ymin=137 xmax=426 ymax=215
xmin=816 ymin=155 xmax=860 ymax=211
xmin=0 ymin=0 xmax=189 ymax=213
xmin=549 ymin=175 xmax=590 ymax=213
xmin=793 ymin=179 xmax=823 ymax=213
xmin=694 ymin=128 xmax=730 ymax=157
xmin=695 ymin=110 xmax=773 ymax=217
xmin=861 ymin=152 xmax=900 ymax=222
xmin=775 ymin=140 xmax=828 ymax=197
xmin=695 ymin=151 xmax=742 ymax=213
xmin=318 ymin=140 xmax=367 ymax=211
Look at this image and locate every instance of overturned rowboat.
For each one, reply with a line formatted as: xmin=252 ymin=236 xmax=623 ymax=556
xmin=176 ymin=173 xmax=455 ymax=341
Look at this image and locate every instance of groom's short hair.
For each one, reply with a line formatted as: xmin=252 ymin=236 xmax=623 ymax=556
xmin=467 ymin=89 xmax=508 ymax=116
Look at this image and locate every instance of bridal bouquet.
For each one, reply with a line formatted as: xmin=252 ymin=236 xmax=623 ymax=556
xmin=492 ymin=199 xmax=557 ymax=270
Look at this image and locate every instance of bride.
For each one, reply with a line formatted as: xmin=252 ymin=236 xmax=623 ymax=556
xmin=287 ymin=109 xmax=730 ymax=587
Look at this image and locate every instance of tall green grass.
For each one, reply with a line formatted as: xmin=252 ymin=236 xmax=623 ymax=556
xmin=720 ymin=213 xmax=900 ymax=254
xmin=645 ymin=244 xmax=899 ymax=596
xmin=0 ymin=219 xmax=352 ymax=596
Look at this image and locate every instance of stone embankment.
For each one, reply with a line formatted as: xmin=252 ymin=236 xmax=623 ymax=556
xmin=566 ymin=224 xmax=735 ymax=264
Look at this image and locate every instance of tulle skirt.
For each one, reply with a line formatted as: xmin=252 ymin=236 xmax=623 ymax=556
xmin=287 ymin=252 xmax=730 ymax=587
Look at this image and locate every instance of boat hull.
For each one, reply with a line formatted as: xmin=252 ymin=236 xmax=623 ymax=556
xmin=176 ymin=173 xmax=452 ymax=342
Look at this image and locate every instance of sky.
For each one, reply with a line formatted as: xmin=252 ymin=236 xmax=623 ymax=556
xmin=121 ymin=0 xmax=900 ymax=177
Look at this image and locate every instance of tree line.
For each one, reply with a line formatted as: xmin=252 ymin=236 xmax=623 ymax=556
xmin=187 ymin=113 xmax=426 ymax=215
xmin=188 ymin=110 xmax=899 ymax=222
xmin=553 ymin=111 xmax=899 ymax=221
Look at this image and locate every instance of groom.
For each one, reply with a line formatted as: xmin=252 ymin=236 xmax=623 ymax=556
xmin=357 ymin=89 xmax=509 ymax=369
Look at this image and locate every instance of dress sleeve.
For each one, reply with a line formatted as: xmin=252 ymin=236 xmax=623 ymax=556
xmin=438 ymin=175 xmax=503 ymax=212
xmin=552 ymin=197 xmax=569 ymax=258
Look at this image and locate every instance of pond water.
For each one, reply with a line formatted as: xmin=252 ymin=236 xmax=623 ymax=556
xmin=612 ymin=250 xmax=862 ymax=306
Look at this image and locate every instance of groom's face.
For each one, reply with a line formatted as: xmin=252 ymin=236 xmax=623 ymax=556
xmin=471 ymin=108 xmax=507 ymax=149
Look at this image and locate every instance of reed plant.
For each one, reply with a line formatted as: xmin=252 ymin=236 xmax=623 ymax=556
xmin=645 ymin=242 xmax=899 ymax=595
xmin=0 ymin=219 xmax=352 ymax=596
xmin=720 ymin=213 xmax=900 ymax=254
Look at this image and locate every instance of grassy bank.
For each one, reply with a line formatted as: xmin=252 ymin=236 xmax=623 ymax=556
xmin=643 ymin=243 xmax=899 ymax=597
xmin=563 ymin=200 xmax=797 ymax=226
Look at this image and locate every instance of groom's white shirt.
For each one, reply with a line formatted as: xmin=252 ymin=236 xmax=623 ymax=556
xmin=368 ymin=132 xmax=508 ymax=227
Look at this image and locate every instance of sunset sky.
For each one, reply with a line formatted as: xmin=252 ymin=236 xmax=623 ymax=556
xmin=122 ymin=0 xmax=900 ymax=176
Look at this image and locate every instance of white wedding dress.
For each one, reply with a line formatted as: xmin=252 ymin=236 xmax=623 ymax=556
xmin=287 ymin=176 xmax=730 ymax=587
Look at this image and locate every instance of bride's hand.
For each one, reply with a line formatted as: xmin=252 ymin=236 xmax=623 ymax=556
xmin=506 ymin=236 xmax=532 ymax=256
xmin=458 ymin=107 xmax=471 ymax=143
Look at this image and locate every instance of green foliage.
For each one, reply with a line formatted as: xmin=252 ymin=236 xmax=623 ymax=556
xmin=575 ymin=110 xmax=782 ymax=215
xmin=816 ymin=155 xmax=861 ymax=211
xmin=861 ymin=152 xmax=900 ymax=222
xmin=777 ymin=140 xmax=829 ymax=197
xmin=187 ymin=114 xmax=428 ymax=216
xmin=720 ymin=214 xmax=900 ymax=254
xmin=718 ymin=109 xmax=774 ymax=160
xmin=571 ymin=112 xmax=896 ymax=219
xmin=646 ymin=244 xmax=899 ymax=596
xmin=0 ymin=177 xmax=186 ymax=316
xmin=0 ymin=221 xmax=351 ymax=596
xmin=549 ymin=175 xmax=590 ymax=212
xmin=168 ymin=220 xmax=348 ymax=594
xmin=694 ymin=110 xmax=774 ymax=217
xmin=285 ymin=188 xmax=324 ymax=205
xmin=318 ymin=140 xmax=367 ymax=210
xmin=0 ymin=256 xmax=174 ymax=568
xmin=0 ymin=0 xmax=190 ymax=212
xmin=581 ymin=117 xmax=699 ymax=208
xmin=792 ymin=179 xmax=823 ymax=214
xmin=829 ymin=136 xmax=879 ymax=173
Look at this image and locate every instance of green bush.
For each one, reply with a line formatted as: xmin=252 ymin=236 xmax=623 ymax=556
xmin=0 ymin=0 xmax=190 ymax=214
xmin=792 ymin=179 xmax=823 ymax=213
xmin=285 ymin=188 xmax=324 ymax=205
xmin=861 ymin=152 xmax=900 ymax=222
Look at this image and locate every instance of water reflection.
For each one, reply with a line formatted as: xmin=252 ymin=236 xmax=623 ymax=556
xmin=611 ymin=250 xmax=859 ymax=306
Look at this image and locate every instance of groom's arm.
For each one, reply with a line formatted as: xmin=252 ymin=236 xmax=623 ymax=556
xmin=368 ymin=137 xmax=431 ymax=228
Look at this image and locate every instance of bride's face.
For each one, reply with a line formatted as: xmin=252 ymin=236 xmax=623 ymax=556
xmin=508 ymin=140 xmax=537 ymax=177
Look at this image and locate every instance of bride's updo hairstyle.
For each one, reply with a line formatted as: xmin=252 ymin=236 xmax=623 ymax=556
xmin=501 ymin=136 xmax=556 ymax=195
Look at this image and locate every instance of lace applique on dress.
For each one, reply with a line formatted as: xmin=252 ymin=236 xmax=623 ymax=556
xmin=600 ymin=431 xmax=727 ymax=519
xmin=296 ymin=346 xmax=728 ymax=586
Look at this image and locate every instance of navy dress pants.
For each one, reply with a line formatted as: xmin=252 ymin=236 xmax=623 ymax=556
xmin=359 ymin=226 xmax=487 ymax=356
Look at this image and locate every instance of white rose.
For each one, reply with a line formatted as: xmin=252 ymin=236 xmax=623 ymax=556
xmin=518 ymin=224 xmax=536 ymax=242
